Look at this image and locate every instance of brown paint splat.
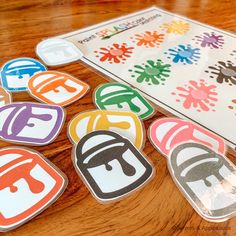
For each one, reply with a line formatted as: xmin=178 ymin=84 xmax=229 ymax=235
xmin=205 ymin=61 xmax=236 ymax=86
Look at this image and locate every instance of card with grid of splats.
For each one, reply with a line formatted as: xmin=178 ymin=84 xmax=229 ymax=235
xmin=37 ymin=7 xmax=236 ymax=148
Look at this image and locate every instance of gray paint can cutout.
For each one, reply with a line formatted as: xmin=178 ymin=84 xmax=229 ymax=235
xmin=74 ymin=130 xmax=153 ymax=202
xmin=169 ymin=142 xmax=236 ymax=221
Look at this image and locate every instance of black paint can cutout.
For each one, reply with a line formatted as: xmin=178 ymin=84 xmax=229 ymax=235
xmin=74 ymin=130 xmax=153 ymax=202
xmin=169 ymin=142 xmax=236 ymax=221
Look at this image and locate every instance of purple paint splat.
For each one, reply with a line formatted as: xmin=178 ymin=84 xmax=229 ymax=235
xmin=0 ymin=102 xmax=64 ymax=145
xmin=193 ymin=32 xmax=224 ymax=49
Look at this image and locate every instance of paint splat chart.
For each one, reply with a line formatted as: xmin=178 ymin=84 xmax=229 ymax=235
xmin=55 ymin=7 xmax=236 ymax=147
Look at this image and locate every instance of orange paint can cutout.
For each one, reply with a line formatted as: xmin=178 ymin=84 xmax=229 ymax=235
xmin=0 ymin=147 xmax=67 ymax=232
xmin=28 ymin=71 xmax=89 ymax=106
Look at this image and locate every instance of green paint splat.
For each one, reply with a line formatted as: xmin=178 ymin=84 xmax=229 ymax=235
xmin=129 ymin=59 xmax=171 ymax=85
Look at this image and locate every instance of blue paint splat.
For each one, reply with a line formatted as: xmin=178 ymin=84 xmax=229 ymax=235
xmin=166 ymin=44 xmax=201 ymax=65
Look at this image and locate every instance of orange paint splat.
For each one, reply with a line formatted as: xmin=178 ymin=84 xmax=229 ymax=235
xmin=132 ymin=31 xmax=165 ymax=48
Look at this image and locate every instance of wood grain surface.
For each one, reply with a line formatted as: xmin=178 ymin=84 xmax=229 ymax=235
xmin=0 ymin=0 xmax=236 ymax=235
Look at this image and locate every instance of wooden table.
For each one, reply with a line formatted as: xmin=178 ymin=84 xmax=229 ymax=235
xmin=1 ymin=0 xmax=236 ymax=235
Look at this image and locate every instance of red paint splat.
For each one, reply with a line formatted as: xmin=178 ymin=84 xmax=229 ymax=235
xmin=95 ymin=43 xmax=134 ymax=64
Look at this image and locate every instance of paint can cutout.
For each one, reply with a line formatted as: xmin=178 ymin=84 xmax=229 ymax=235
xmin=95 ymin=83 xmax=154 ymax=120
xmin=0 ymin=87 xmax=11 ymax=107
xmin=28 ymin=71 xmax=89 ymax=106
xmin=36 ymin=38 xmax=83 ymax=66
xmin=74 ymin=130 xmax=153 ymax=202
xmin=0 ymin=102 xmax=65 ymax=145
xmin=0 ymin=58 xmax=47 ymax=92
xmin=68 ymin=110 xmax=144 ymax=149
xmin=169 ymin=143 xmax=236 ymax=222
xmin=149 ymin=117 xmax=225 ymax=156
xmin=0 ymin=147 xmax=67 ymax=232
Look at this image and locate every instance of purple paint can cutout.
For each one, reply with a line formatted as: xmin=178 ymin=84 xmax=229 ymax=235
xmin=0 ymin=102 xmax=65 ymax=145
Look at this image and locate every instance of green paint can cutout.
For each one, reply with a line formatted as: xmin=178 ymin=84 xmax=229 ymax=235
xmin=95 ymin=82 xmax=155 ymax=120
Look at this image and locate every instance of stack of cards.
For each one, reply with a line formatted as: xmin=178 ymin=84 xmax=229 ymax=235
xmin=149 ymin=117 xmax=236 ymax=222
xmin=67 ymin=87 xmax=156 ymax=202
xmin=0 ymin=56 xmax=90 ymax=231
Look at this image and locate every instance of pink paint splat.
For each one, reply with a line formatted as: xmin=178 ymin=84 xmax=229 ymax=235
xmin=173 ymin=80 xmax=218 ymax=112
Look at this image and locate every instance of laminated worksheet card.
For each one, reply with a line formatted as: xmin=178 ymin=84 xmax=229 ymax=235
xmin=50 ymin=7 xmax=236 ymax=147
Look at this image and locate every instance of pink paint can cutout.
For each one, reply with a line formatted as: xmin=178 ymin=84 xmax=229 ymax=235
xmin=149 ymin=117 xmax=225 ymax=157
